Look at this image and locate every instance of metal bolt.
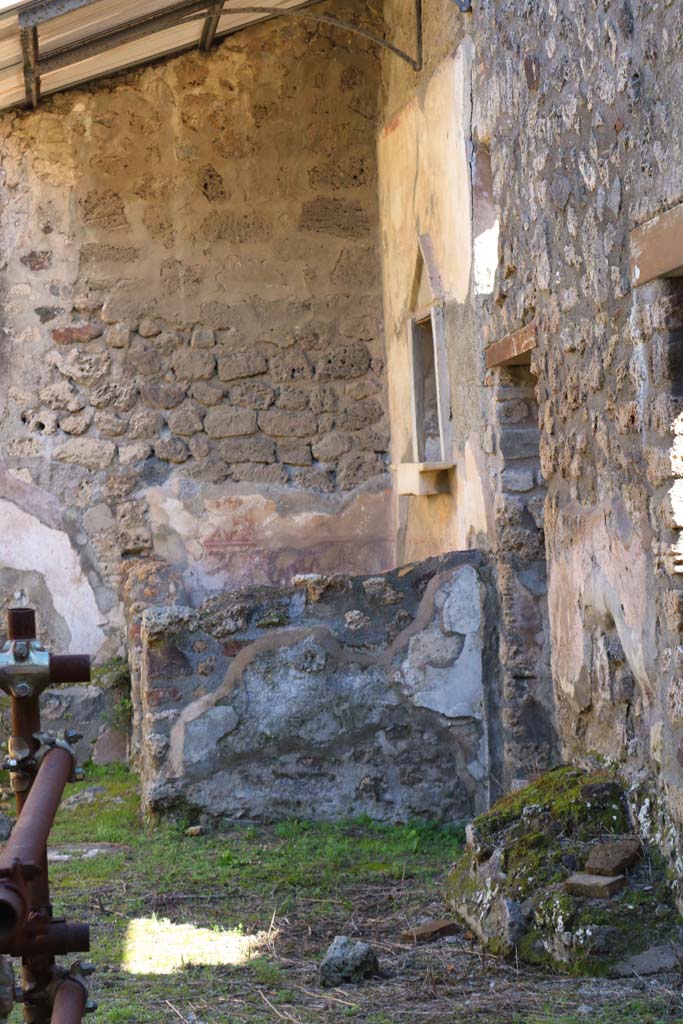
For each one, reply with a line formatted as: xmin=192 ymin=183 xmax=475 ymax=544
xmin=13 ymin=641 xmax=29 ymax=661
xmin=80 ymin=962 xmax=96 ymax=976
xmin=84 ymin=1000 xmax=98 ymax=1013
xmin=72 ymin=768 xmax=85 ymax=782
xmin=64 ymin=730 xmax=83 ymax=744
xmin=13 ymin=682 xmax=32 ymax=698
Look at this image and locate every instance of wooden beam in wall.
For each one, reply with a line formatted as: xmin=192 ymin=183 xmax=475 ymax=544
xmin=630 ymin=201 xmax=683 ymax=288
xmin=19 ymin=24 xmax=40 ymax=110
xmin=485 ymin=320 xmax=537 ymax=370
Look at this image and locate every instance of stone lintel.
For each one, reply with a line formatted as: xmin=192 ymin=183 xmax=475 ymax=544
xmin=630 ymin=201 xmax=683 ymax=287
xmin=485 ymin=321 xmax=537 ymax=370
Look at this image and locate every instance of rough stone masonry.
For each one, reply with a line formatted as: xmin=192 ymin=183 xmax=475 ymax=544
xmin=130 ymin=553 xmax=500 ymax=824
xmin=0 ymin=1 xmax=392 ymax=662
xmin=1 ymin=0 xmax=683 ymax=857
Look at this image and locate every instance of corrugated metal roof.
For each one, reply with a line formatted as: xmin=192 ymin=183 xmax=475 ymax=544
xmin=0 ymin=0 xmax=324 ymax=111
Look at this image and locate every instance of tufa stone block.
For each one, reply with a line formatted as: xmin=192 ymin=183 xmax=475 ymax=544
xmin=585 ymin=838 xmax=642 ymax=877
xmin=53 ymin=438 xmax=116 ymax=471
xmin=564 ymin=873 xmax=627 ymax=898
xmin=205 ymin=406 xmax=257 ymax=439
xmin=217 ymin=350 xmax=267 ymax=381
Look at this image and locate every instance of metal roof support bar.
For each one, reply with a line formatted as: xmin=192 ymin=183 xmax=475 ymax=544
xmin=200 ymin=1 xmax=223 ymax=50
xmin=19 ymin=24 xmax=40 ymax=109
xmin=18 ymin=0 xmax=423 ymax=110
xmin=39 ymin=1 xmax=423 ymax=76
xmin=223 ymin=3 xmax=423 ymax=70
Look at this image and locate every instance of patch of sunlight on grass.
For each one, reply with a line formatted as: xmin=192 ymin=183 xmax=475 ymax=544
xmin=121 ymin=916 xmax=270 ymax=974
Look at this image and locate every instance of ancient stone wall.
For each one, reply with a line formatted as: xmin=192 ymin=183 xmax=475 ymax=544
xmin=377 ymin=7 xmax=557 ymax=789
xmin=467 ymin=0 xmax=683 ymax=841
xmin=130 ymin=552 xmax=502 ymax=824
xmin=0 ymin=4 xmax=391 ymax=658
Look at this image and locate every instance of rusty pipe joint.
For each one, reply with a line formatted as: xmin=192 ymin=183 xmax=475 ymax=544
xmin=49 ymin=962 xmax=96 ymax=1022
xmin=0 ymin=868 xmax=30 ymax=944
xmin=0 ymin=641 xmax=50 ymax=700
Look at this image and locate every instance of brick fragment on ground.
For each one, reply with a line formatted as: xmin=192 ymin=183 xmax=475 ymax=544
xmin=400 ymin=918 xmax=459 ymax=944
xmin=564 ymin=872 xmax=627 ymax=898
xmin=585 ymin=838 xmax=641 ymax=877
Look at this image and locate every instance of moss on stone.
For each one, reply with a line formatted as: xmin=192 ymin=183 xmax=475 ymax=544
xmin=445 ymin=766 xmax=681 ymax=974
xmin=92 ymin=656 xmax=131 ymax=692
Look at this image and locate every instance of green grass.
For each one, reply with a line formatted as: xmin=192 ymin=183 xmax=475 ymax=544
xmin=1 ymin=766 xmax=678 ymax=1024
xmin=11 ymin=765 xmax=467 ymax=1023
xmin=511 ymin=1001 xmax=679 ymax=1024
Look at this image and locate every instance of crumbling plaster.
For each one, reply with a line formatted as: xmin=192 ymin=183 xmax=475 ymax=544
xmin=134 ymin=553 xmax=501 ymax=823
xmin=377 ymin=10 xmax=556 ymax=789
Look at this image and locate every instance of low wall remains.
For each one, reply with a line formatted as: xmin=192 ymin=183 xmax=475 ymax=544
xmin=128 ymin=552 xmax=502 ymax=824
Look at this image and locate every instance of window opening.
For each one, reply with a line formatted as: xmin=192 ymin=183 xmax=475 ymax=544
xmin=408 ymin=304 xmax=452 ymax=464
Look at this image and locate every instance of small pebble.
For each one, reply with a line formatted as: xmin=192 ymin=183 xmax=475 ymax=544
xmin=185 ymin=825 xmax=204 ymax=837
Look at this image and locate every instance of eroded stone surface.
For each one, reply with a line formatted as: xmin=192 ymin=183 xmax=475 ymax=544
xmin=133 ymin=553 xmax=498 ymax=823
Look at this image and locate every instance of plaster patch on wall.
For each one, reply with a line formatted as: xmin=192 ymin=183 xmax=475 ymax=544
xmin=401 ymin=565 xmax=484 ymax=719
xmin=474 ymin=219 xmax=500 ymax=295
xmin=146 ymin=481 xmax=395 ymax=597
xmin=549 ymin=498 xmax=657 ymax=715
xmin=0 ymin=498 xmax=105 ymax=654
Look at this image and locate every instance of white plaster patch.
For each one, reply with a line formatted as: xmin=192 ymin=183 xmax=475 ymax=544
xmin=442 ymin=565 xmax=481 ymax=634
xmin=0 ymin=498 xmax=105 ymax=654
xmin=409 ymin=633 xmax=484 ymax=719
xmin=401 ymin=568 xmax=484 ymax=720
xmin=182 ymin=706 xmax=239 ymax=765
xmin=473 ymin=219 xmax=500 ymax=295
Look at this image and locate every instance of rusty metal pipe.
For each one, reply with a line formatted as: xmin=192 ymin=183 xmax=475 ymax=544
xmin=6 ymin=609 xmax=36 ymax=641
xmin=0 ymin=921 xmax=89 ymax=957
xmin=0 ymin=881 xmax=28 ymax=942
xmin=51 ymin=978 xmax=85 ymax=1024
xmin=0 ymin=747 xmax=73 ymax=877
xmin=48 ymin=655 xmax=90 ymax=685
